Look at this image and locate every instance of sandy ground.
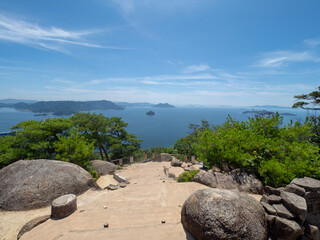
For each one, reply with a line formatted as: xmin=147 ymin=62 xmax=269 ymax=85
xmin=0 ymin=162 xmax=261 ymax=240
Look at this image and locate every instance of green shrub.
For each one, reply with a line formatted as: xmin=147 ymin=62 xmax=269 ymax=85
xmin=177 ymin=170 xmax=199 ymax=182
xmin=193 ymin=114 xmax=320 ymax=187
xmin=88 ymin=169 xmax=99 ymax=181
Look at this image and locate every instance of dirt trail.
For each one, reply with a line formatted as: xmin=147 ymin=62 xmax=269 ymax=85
xmin=1 ymin=162 xmax=261 ymax=240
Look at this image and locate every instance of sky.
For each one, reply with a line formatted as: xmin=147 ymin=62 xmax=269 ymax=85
xmin=0 ymin=0 xmax=319 ymax=107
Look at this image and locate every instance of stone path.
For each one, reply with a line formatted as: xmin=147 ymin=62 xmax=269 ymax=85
xmin=1 ymin=161 xmax=261 ymax=240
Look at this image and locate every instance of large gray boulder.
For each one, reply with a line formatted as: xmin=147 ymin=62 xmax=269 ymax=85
xmin=0 ymin=159 xmax=99 ymax=211
xmin=291 ymin=177 xmax=320 ymax=191
xmin=194 ymin=168 xmax=264 ymax=194
xmin=90 ymin=160 xmax=118 ymax=176
xmin=271 ymin=217 xmax=305 ymax=240
xmin=280 ymin=191 xmax=307 ymax=223
xmin=181 ymin=188 xmax=267 ymax=240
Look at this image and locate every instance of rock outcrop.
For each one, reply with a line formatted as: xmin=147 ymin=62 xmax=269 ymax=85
xmin=0 ymin=159 xmax=99 ymax=211
xmin=262 ymin=177 xmax=320 ymax=240
xmin=170 ymin=157 xmax=183 ymax=167
xmin=181 ymin=188 xmax=267 ymax=240
xmin=90 ymin=160 xmax=118 ymax=176
xmin=194 ymin=168 xmax=264 ymax=194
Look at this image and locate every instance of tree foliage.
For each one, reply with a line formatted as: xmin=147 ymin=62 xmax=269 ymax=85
xmin=292 ymin=86 xmax=320 ymax=110
xmin=0 ymin=113 xmax=142 ymax=169
xmin=176 ymin=114 xmax=320 ymax=187
xmin=71 ymin=113 xmax=141 ymax=161
xmin=174 ymin=120 xmax=211 ymax=156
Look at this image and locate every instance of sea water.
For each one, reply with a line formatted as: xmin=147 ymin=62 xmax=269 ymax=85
xmin=0 ymin=107 xmax=309 ymax=149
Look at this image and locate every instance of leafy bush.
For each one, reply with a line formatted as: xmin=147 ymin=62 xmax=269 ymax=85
xmin=144 ymin=146 xmax=175 ymax=154
xmin=177 ymin=170 xmax=199 ymax=182
xmin=193 ymin=114 xmax=320 ymax=187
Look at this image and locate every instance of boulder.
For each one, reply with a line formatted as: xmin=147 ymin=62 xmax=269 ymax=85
xmin=280 ymin=191 xmax=307 ymax=223
xmin=90 ymin=160 xmax=118 ymax=176
xmin=153 ymin=153 xmax=172 ymax=162
xmin=285 ymin=184 xmax=306 ymax=196
xmin=291 ymin=177 xmax=320 ymax=192
xmin=194 ymin=168 xmax=264 ymax=194
xmin=305 ymin=223 xmax=320 ymax=240
xmin=0 ymin=159 xmax=99 ymax=211
xmin=261 ymin=202 xmax=277 ymax=216
xmin=181 ymin=188 xmax=267 ymax=240
xmin=304 ymin=191 xmax=320 ymax=228
xmin=270 ymin=217 xmax=304 ymax=240
xmin=265 ymin=186 xmax=281 ymax=196
xmin=272 ymin=204 xmax=295 ymax=220
xmin=261 ymin=194 xmax=282 ymax=204
xmin=170 ymin=157 xmax=183 ymax=167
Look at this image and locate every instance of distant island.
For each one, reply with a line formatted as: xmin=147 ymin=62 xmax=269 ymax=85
xmin=153 ymin=103 xmax=175 ymax=108
xmin=0 ymin=100 xmax=123 ymax=116
xmin=146 ymin=110 xmax=155 ymax=116
xmin=243 ymin=110 xmax=296 ymax=117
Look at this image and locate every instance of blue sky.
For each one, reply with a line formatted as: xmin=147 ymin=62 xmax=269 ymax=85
xmin=0 ymin=0 xmax=319 ymax=107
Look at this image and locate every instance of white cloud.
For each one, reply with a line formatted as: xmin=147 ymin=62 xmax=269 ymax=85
xmin=256 ymin=51 xmax=320 ymax=67
xmin=304 ymin=38 xmax=320 ymax=47
xmin=183 ymin=64 xmax=211 ymax=73
xmin=0 ymin=14 xmax=124 ymax=52
xmin=51 ymin=78 xmax=74 ymax=84
xmin=86 ymin=73 xmax=218 ymax=85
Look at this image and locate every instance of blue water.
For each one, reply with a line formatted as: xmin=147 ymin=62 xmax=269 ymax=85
xmin=0 ymin=107 xmax=309 ymax=149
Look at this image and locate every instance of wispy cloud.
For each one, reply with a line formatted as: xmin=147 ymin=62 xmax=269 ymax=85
xmin=256 ymin=51 xmax=320 ymax=67
xmin=304 ymin=38 xmax=320 ymax=47
xmin=0 ymin=14 xmax=124 ymax=52
xmin=86 ymin=73 xmax=218 ymax=85
xmin=183 ymin=64 xmax=211 ymax=73
xmin=51 ymin=78 xmax=74 ymax=84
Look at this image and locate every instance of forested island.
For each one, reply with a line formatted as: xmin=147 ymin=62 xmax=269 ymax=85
xmin=243 ymin=109 xmax=296 ymax=117
xmin=0 ymin=100 xmax=123 ymax=115
xmin=153 ymin=103 xmax=175 ymax=108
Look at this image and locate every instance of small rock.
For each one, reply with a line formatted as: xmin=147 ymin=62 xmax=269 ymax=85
xmin=104 ymin=223 xmax=109 ymax=228
xmin=261 ymin=202 xmax=277 ymax=216
xmin=161 ymin=219 xmax=166 ymax=224
xmin=285 ymin=184 xmax=306 ymax=196
xmin=79 ymin=210 xmax=85 ymax=213
xmin=268 ymin=195 xmax=282 ymax=204
xmin=51 ymin=194 xmax=77 ymax=219
xmin=168 ymin=172 xmax=176 ymax=179
xmin=261 ymin=194 xmax=281 ymax=204
xmin=106 ymin=184 xmax=119 ymax=191
xmin=103 ymin=206 xmax=107 ymax=209
xmin=265 ymin=186 xmax=281 ymax=196
xmin=114 ymin=173 xmax=129 ymax=184
xmin=273 ymin=204 xmax=295 ymax=220
xmin=119 ymin=182 xmax=126 ymax=188
xmin=266 ymin=214 xmax=276 ymax=230
xmin=171 ymin=157 xmax=183 ymax=167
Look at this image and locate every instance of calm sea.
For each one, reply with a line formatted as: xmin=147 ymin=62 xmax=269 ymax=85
xmin=0 ymin=107 xmax=309 ymax=149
